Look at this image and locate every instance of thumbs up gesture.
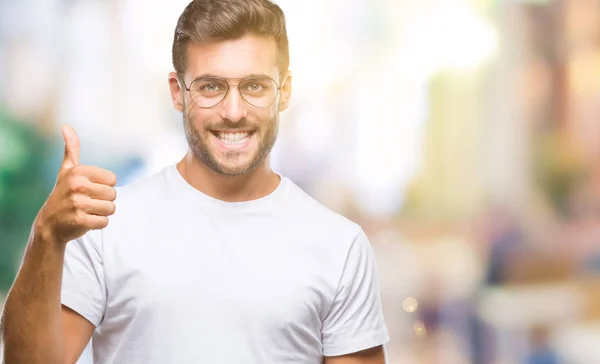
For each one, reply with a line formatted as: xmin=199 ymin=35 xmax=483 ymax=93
xmin=34 ymin=125 xmax=118 ymax=245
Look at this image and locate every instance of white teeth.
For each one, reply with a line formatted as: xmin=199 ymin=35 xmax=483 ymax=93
xmin=217 ymin=132 xmax=250 ymax=145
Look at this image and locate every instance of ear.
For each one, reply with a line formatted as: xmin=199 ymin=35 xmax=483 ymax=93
xmin=278 ymin=72 xmax=292 ymax=112
xmin=168 ymin=71 xmax=184 ymax=112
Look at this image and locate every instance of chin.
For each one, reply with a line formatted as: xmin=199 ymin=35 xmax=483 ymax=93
xmin=214 ymin=164 xmax=255 ymax=177
xmin=211 ymin=155 xmax=259 ymax=176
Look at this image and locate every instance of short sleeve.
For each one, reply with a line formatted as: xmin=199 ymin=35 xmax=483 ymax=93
xmin=61 ymin=230 xmax=107 ymax=327
xmin=321 ymin=230 xmax=390 ymax=357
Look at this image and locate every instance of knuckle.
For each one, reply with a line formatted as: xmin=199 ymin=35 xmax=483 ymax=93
xmin=68 ymin=193 xmax=79 ymax=207
xmin=71 ymin=165 xmax=85 ymax=176
xmin=68 ymin=177 xmax=87 ymax=195
xmin=73 ymin=211 xmax=87 ymax=226
xmin=70 ymin=194 xmax=86 ymax=210
xmin=72 ymin=183 xmax=87 ymax=195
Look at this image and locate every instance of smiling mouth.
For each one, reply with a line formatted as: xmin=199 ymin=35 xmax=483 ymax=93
xmin=212 ymin=130 xmax=255 ymax=147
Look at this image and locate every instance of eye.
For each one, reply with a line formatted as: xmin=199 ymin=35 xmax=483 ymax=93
xmin=192 ymin=78 xmax=227 ymax=94
xmin=246 ymin=83 xmax=262 ymax=92
xmin=202 ymin=83 xmax=219 ymax=92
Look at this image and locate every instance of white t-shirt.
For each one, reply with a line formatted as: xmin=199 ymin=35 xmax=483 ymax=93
xmin=62 ymin=164 xmax=389 ymax=364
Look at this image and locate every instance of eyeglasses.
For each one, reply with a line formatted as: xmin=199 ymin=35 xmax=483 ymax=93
xmin=180 ymin=75 xmax=283 ymax=109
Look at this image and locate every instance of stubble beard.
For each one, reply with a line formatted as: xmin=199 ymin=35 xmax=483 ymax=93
xmin=182 ymin=104 xmax=279 ymax=176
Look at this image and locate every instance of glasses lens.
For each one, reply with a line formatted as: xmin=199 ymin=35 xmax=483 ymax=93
xmin=189 ymin=77 xmax=229 ymax=108
xmin=239 ymin=77 xmax=278 ymax=108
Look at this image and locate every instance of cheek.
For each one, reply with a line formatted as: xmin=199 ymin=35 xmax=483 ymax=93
xmin=186 ymin=107 xmax=212 ymax=130
xmin=258 ymin=107 xmax=277 ymax=125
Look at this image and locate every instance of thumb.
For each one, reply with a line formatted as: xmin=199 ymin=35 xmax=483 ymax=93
xmin=61 ymin=124 xmax=80 ymax=170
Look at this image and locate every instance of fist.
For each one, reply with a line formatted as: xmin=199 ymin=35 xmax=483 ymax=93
xmin=35 ymin=125 xmax=117 ymax=244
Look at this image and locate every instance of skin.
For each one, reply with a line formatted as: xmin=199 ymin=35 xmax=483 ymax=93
xmin=0 ymin=34 xmax=385 ymax=364
xmin=1 ymin=125 xmax=116 ymax=364
xmin=168 ymin=36 xmax=289 ymax=202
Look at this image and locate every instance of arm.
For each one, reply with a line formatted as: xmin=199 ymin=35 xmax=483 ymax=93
xmin=321 ymin=230 xmax=389 ymax=359
xmin=62 ymin=306 xmax=96 ymax=364
xmin=0 ymin=125 xmax=116 ymax=364
xmin=0 ymin=234 xmax=96 ymax=364
xmin=325 ymin=345 xmax=386 ymax=364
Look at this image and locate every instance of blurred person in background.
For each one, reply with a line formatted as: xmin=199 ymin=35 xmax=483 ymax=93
xmin=0 ymin=0 xmax=389 ymax=363
xmin=524 ymin=326 xmax=559 ymax=364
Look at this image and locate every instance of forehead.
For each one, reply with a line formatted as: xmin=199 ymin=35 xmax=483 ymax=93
xmin=185 ymin=34 xmax=279 ymax=80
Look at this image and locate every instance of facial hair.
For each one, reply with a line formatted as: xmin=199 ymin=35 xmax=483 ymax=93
xmin=182 ymin=102 xmax=279 ymax=176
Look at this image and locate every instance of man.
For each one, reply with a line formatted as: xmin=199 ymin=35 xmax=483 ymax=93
xmin=0 ymin=0 xmax=389 ymax=363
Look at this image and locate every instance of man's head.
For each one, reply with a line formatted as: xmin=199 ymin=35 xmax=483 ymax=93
xmin=168 ymin=0 xmax=292 ymax=176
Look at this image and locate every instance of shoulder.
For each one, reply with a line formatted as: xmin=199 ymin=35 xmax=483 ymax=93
xmin=106 ymin=165 xmax=176 ymax=227
xmin=279 ymin=177 xmax=364 ymax=245
xmin=113 ymin=165 xmax=173 ymax=207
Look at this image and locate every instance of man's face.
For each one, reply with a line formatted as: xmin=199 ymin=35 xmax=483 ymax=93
xmin=169 ymin=34 xmax=292 ymax=176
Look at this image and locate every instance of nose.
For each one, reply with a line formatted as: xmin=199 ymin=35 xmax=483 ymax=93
xmin=219 ymin=86 xmax=247 ymax=122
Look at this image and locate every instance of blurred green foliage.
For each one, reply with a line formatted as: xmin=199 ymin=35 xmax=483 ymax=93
xmin=0 ymin=110 xmax=53 ymax=293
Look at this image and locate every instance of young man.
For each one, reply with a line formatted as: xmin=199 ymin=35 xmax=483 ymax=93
xmin=0 ymin=0 xmax=389 ymax=363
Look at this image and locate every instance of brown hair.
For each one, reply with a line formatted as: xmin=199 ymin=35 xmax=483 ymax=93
xmin=172 ymin=0 xmax=289 ymax=78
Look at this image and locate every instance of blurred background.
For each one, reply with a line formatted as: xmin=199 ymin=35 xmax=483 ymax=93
xmin=1 ymin=0 xmax=600 ymax=363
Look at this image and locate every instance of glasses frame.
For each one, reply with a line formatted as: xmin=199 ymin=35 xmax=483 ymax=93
xmin=179 ymin=74 xmax=286 ymax=109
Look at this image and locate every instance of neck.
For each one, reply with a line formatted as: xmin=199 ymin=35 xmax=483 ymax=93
xmin=176 ymin=151 xmax=280 ymax=202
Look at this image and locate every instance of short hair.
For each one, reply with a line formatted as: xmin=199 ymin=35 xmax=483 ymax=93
xmin=172 ymin=0 xmax=289 ymax=78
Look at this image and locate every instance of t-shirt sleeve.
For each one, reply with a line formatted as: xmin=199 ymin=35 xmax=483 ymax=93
xmin=321 ymin=229 xmax=390 ymax=357
xmin=61 ymin=230 xmax=107 ymax=327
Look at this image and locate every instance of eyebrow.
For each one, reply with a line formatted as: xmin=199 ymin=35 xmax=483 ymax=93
xmin=191 ymin=73 xmax=272 ymax=81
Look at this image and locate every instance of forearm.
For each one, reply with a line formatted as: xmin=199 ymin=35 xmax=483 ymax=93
xmin=324 ymin=346 xmax=386 ymax=364
xmin=1 ymin=226 xmax=66 ymax=364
